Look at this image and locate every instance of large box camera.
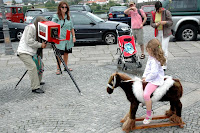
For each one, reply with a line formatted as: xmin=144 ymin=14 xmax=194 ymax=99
xmin=38 ymin=21 xmax=70 ymax=44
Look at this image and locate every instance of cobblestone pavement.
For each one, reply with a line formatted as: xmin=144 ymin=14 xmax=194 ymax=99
xmin=0 ymin=26 xmax=200 ymax=133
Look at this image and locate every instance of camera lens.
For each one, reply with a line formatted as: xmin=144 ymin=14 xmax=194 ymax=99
xmin=51 ymin=28 xmax=58 ymax=38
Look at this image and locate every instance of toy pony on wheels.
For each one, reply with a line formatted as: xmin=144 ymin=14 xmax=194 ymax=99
xmin=107 ymin=39 xmax=185 ymax=132
xmin=106 ymin=72 xmax=185 ymax=133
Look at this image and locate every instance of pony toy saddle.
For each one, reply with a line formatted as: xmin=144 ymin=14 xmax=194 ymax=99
xmin=132 ymin=76 xmax=175 ymax=103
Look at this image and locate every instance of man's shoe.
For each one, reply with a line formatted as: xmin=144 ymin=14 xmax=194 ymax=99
xmin=40 ymin=82 xmax=45 ymax=85
xmin=32 ymin=88 xmax=44 ymax=93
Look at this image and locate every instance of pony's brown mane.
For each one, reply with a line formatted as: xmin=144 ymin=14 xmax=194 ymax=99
xmin=108 ymin=72 xmax=132 ymax=84
xmin=115 ymin=73 xmax=132 ymax=81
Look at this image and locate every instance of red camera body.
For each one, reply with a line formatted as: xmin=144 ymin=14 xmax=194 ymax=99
xmin=38 ymin=21 xmax=70 ymax=44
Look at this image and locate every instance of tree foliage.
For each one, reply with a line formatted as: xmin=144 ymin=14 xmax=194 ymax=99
xmin=12 ymin=0 xmax=16 ymax=5
xmin=45 ymin=0 xmax=56 ymax=7
xmin=22 ymin=0 xmax=28 ymax=5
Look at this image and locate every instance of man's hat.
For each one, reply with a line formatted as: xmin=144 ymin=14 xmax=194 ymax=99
xmin=129 ymin=2 xmax=135 ymax=6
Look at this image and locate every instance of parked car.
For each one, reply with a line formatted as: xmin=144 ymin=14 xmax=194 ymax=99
xmin=141 ymin=5 xmax=154 ymax=24
xmin=0 ymin=5 xmax=24 ymax=23
xmin=70 ymin=5 xmax=92 ymax=13
xmin=108 ymin=6 xmax=131 ymax=26
xmin=31 ymin=11 xmax=130 ymax=45
xmin=0 ymin=17 xmax=27 ymax=41
xmin=24 ymin=8 xmax=49 ymax=23
xmin=29 ymin=12 xmax=55 ymax=23
xmin=161 ymin=0 xmax=200 ymax=41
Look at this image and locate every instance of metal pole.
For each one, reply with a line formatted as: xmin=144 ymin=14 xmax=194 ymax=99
xmin=0 ymin=0 xmax=14 ymax=55
xmin=51 ymin=43 xmax=82 ymax=95
xmin=14 ymin=70 xmax=28 ymax=89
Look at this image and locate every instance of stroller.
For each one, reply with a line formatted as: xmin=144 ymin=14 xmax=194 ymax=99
xmin=116 ymin=26 xmax=142 ymax=70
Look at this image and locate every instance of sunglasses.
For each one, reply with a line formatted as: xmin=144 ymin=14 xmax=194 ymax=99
xmin=61 ymin=6 xmax=67 ymax=9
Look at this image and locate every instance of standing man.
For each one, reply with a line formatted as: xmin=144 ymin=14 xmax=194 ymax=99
xmin=124 ymin=2 xmax=147 ymax=59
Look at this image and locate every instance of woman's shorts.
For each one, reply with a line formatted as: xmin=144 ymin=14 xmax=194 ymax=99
xmin=57 ymin=48 xmax=72 ymax=55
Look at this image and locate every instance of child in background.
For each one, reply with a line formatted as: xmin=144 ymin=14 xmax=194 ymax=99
xmin=142 ymin=38 xmax=166 ymax=124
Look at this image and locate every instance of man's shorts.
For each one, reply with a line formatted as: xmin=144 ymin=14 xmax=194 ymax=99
xmin=131 ymin=28 xmax=144 ymax=45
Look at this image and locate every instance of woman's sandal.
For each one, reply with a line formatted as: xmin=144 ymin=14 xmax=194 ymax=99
xmin=140 ymin=54 xmax=145 ymax=59
xmin=56 ymin=69 xmax=61 ymax=75
xmin=64 ymin=68 xmax=73 ymax=71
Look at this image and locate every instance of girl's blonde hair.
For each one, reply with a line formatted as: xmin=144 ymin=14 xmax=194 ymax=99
xmin=146 ymin=39 xmax=166 ymax=66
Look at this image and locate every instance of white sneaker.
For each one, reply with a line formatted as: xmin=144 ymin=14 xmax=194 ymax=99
xmin=143 ymin=115 xmax=152 ymax=124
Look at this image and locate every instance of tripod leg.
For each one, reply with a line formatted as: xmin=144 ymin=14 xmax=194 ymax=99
xmin=51 ymin=43 xmax=82 ymax=94
xmin=14 ymin=70 xmax=28 ymax=89
xmin=52 ymin=44 xmax=62 ymax=74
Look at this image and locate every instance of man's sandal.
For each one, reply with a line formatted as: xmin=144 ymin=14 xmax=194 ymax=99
xmin=56 ymin=69 xmax=61 ymax=75
xmin=140 ymin=54 xmax=145 ymax=59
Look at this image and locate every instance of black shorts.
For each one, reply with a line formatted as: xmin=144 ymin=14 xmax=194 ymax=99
xmin=57 ymin=48 xmax=72 ymax=55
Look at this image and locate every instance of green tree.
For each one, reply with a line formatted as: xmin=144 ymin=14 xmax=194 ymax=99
xmin=31 ymin=2 xmax=35 ymax=5
xmin=22 ymin=0 xmax=28 ymax=5
xmin=96 ymin=5 xmax=101 ymax=10
xmin=108 ymin=1 xmax=116 ymax=7
xmin=74 ymin=0 xmax=82 ymax=4
xmin=22 ymin=6 xmax=28 ymax=13
xmin=12 ymin=0 xmax=16 ymax=5
xmin=123 ymin=0 xmax=128 ymax=3
xmin=45 ymin=0 xmax=55 ymax=7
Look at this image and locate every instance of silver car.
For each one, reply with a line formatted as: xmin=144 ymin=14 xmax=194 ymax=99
xmin=24 ymin=8 xmax=49 ymax=23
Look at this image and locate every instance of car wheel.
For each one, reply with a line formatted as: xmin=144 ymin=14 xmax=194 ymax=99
xmin=20 ymin=19 xmax=24 ymax=23
xmin=16 ymin=30 xmax=23 ymax=41
xmin=103 ymin=32 xmax=117 ymax=45
xmin=177 ymin=24 xmax=197 ymax=41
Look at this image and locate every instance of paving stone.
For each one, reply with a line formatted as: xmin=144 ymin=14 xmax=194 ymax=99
xmin=0 ymin=26 xmax=200 ymax=132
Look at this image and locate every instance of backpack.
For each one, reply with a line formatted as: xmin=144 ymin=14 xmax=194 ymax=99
xmin=137 ymin=9 xmax=144 ymax=22
xmin=32 ymin=54 xmax=44 ymax=75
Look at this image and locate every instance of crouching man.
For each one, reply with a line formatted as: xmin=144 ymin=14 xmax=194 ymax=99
xmin=17 ymin=16 xmax=47 ymax=94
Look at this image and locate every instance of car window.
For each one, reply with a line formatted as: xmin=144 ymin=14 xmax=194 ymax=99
xmin=85 ymin=5 xmax=91 ymax=12
xmin=31 ymin=15 xmax=52 ymax=23
xmin=71 ymin=13 xmax=93 ymax=25
xmin=43 ymin=9 xmax=49 ymax=12
xmin=26 ymin=10 xmax=42 ymax=17
xmin=142 ymin=6 xmax=155 ymax=12
xmin=86 ymin=12 xmax=104 ymax=23
xmin=17 ymin=8 xmax=22 ymax=13
xmin=44 ymin=16 xmax=52 ymax=21
xmin=167 ymin=0 xmax=197 ymax=11
xmin=1 ymin=8 xmax=11 ymax=13
xmin=70 ymin=6 xmax=85 ymax=11
xmin=110 ymin=6 xmax=127 ymax=12
xmin=12 ymin=8 xmax=17 ymax=14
